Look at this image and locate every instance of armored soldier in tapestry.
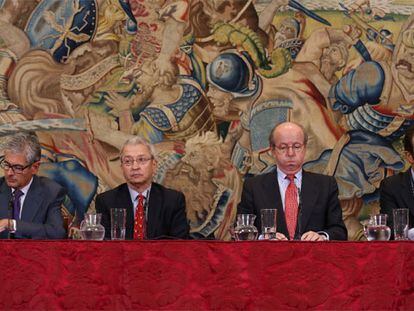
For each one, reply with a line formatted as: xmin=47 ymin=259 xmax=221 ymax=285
xmin=1 ymin=0 xmax=413 ymax=240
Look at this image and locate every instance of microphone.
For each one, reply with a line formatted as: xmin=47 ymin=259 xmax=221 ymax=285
xmin=295 ymin=187 xmax=303 ymax=240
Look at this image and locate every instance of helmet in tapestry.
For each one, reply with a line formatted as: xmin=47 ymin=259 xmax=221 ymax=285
xmin=206 ymin=50 xmax=258 ymax=98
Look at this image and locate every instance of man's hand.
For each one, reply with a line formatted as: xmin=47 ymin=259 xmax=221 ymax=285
xmin=276 ymin=232 xmax=288 ymax=241
xmin=301 ymin=231 xmax=327 ymax=241
xmin=0 ymin=219 xmax=10 ymax=232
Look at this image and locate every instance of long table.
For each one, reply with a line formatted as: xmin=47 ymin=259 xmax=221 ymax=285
xmin=0 ymin=240 xmax=413 ymax=310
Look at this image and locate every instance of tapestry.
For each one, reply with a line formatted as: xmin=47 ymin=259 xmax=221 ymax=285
xmin=0 ymin=0 xmax=413 ymax=240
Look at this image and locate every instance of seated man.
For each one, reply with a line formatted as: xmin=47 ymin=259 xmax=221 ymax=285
xmin=0 ymin=132 xmax=66 ymax=239
xmin=96 ymin=136 xmax=189 ymax=239
xmin=237 ymin=122 xmax=347 ymax=241
xmin=380 ymin=125 xmax=414 ymax=238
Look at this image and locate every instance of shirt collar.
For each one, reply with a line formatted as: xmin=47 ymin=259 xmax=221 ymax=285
xmin=277 ymin=167 xmax=303 ymax=181
xmin=128 ymin=185 xmax=151 ymax=203
xmin=13 ymin=177 xmax=34 ymax=196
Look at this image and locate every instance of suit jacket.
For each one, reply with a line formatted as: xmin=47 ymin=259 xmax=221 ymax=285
xmin=237 ymin=169 xmax=347 ymax=240
xmin=0 ymin=176 xmax=67 ymax=239
xmin=380 ymin=169 xmax=414 ymax=239
xmin=95 ymin=182 xmax=189 ymax=239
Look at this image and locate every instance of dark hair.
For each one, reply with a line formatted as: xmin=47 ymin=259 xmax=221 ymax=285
xmin=403 ymin=125 xmax=414 ymax=155
xmin=268 ymin=122 xmax=308 ymax=149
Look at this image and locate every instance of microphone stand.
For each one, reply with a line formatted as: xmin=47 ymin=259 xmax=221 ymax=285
xmin=8 ymin=193 xmax=14 ymax=239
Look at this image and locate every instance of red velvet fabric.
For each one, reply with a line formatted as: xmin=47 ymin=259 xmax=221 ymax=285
xmin=0 ymin=240 xmax=413 ymax=310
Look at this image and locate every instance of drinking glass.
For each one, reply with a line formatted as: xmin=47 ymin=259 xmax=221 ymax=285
xmin=393 ymin=208 xmax=409 ymax=240
xmin=111 ymin=208 xmax=126 ymax=240
xmin=366 ymin=214 xmax=391 ymax=241
xmin=259 ymin=209 xmax=277 ymax=240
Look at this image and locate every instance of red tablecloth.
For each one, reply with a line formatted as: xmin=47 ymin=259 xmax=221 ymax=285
xmin=0 ymin=240 xmax=413 ymax=310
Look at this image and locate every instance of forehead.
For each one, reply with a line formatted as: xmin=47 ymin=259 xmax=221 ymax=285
xmin=122 ymin=144 xmax=152 ymax=156
xmin=4 ymin=151 xmax=27 ymax=164
xmin=274 ymin=125 xmax=304 ymax=144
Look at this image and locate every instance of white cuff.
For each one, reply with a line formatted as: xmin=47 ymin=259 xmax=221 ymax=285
xmin=317 ymin=231 xmax=329 ymax=241
xmin=9 ymin=219 xmax=16 ymax=233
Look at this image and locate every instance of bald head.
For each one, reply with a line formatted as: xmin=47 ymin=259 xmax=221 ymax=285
xmin=269 ymin=122 xmax=308 ymax=149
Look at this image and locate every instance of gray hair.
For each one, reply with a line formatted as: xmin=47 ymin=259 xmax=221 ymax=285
xmin=120 ymin=136 xmax=156 ymax=159
xmin=268 ymin=121 xmax=309 ymax=149
xmin=2 ymin=132 xmax=41 ymax=164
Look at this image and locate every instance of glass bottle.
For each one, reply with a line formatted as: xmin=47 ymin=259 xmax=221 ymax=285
xmin=234 ymin=214 xmax=258 ymax=241
xmin=366 ymin=214 xmax=391 ymax=241
xmin=79 ymin=213 xmax=105 ymax=240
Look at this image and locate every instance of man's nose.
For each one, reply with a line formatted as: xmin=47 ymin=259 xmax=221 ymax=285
xmin=286 ymin=146 xmax=295 ymax=156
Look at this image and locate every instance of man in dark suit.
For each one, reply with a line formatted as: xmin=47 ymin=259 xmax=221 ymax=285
xmin=380 ymin=125 xmax=414 ymax=238
xmin=96 ymin=136 xmax=189 ymax=239
xmin=0 ymin=132 xmax=66 ymax=239
xmin=238 ymin=122 xmax=347 ymax=241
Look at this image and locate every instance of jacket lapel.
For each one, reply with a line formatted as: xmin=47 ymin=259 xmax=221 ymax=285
xmin=299 ymin=171 xmax=318 ymax=231
xmin=21 ymin=176 xmax=43 ymax=222
xmin=118 ymin=184 xmax=135 ymax=239
xmin=147 ymin=183 xmax=162 ymax=238
xmin=261 ymin=170 xmax=288 ymax=235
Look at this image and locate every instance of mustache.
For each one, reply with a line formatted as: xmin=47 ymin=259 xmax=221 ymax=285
xmin=396 ymin=59 xmax=413 ymax=72
xmin=179 ymin=163 xmax=200 ymax=183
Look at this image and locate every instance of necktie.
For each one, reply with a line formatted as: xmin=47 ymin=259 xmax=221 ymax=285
xmin=133 ymin=194 xmax=146 ymax=240
xmin=12 ymin=189 xmax=24 ymax=220
xmin=285 ymin=175 xmax=298 ymax=240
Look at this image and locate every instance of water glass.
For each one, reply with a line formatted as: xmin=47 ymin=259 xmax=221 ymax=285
xmin=259 ymin=209 xmax=277 ymax=240
xmin=393 ymin=208 xmax=409 ymax=240
xmin=111 ymin=208 xmax=126 ymax=240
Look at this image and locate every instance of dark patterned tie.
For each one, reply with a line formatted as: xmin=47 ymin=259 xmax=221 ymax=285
xmin=12 ymin=189 xmax=24 ymax=220
xmin=285 ymin=175 xmax=298 ymax=240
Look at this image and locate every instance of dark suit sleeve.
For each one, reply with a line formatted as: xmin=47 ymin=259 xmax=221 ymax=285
xmin=237 ymin=178 xmax=254 ymax=215
xmin=324 ymin=177 xmax=347 ymax=240
xmin=16 ymin=186 xmax=67 ymax=239
xmin=379 ymin=178 xmax=397 ymax=237
xmin=95 ymin=194 xmax=111 ymax=239
xmin=169 ymin=191 xmax=189 ymax=239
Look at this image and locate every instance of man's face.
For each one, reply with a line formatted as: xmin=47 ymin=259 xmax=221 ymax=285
xmin=3 ymin=151 xmax=38 ymax=189
xmin=207 ymin=85 xmax=233 ymax=118
xmin=396 ymin=45 xmax=414 ymax=80
xmin=271 ymin=124 xmax=306 ymax=175
xmin=121 ymin=144 xmax=156 ymax=190
xmin=274 ymin=19 xmax=298 ymax=47
xmin=321 ymin=44 xmax=345 ymax=70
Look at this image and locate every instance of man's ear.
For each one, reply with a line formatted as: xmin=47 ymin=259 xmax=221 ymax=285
xmin=31 ymin=161 xmax=40 ymax=173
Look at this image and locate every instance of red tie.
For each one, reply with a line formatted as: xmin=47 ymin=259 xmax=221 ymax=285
xmin=285 ymin=175 xmax=298 ymax=240
xmin=134 ymin=194 xmax=146 ymax=240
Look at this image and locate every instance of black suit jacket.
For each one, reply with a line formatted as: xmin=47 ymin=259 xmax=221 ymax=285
xmin=237 ymin=169 xmax=347 ymax=240
xmin=0 ymin=176 xmax=66 ymax=239
xmin=380 ymin=169 xmax=414 ymax=238
xmin=95 ymin=182 xmax=189 ymax=239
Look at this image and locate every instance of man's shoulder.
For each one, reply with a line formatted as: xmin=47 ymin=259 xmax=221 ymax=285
xmin=303 ymin=170 xmax=334 ymax=181
xmin=96 ymin=183 xmax=128 ymax=200
xmin=34 ymin=175 xmax=65 ymax=193
xmin=151 ymin=182 xmax=184 ymax=198
xmin=381 ymin=170 xmax=410 ymax=187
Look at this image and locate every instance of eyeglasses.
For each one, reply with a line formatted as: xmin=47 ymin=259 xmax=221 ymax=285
xmin=121 ymin=156 xmax=153 ymax=166
xmin=274 ymin=143 xmax=304 ymax=154
xmin=0 ymin=160 xmax=33 ymax=174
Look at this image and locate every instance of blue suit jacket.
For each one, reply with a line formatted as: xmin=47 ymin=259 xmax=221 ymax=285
xmin=0 ymin=175 xmax=67 ymax=239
